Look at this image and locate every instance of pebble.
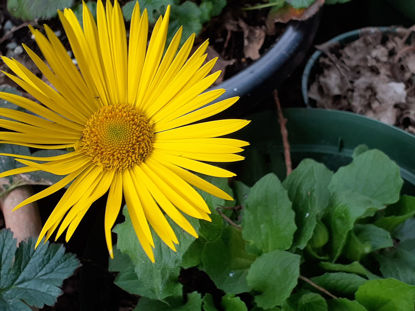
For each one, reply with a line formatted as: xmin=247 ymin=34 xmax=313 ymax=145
xmin=14 ymin=46 xmax=23 ymax=55
xmin=4 ymin=20 xmax=14 ymax=31
xmin=6 ymin=42 xmax=17 ymax=50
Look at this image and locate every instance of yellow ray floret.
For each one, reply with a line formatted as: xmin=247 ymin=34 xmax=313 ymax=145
xmin=0 ymin=0 xmax=249 ymax=262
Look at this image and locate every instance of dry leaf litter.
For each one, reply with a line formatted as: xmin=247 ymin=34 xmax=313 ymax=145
xmin=309 ymin=27 xmax=415 ymax=134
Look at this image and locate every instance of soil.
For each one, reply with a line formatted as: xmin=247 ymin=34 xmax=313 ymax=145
xmin=308 ymin=27 xmax=415 ymax=134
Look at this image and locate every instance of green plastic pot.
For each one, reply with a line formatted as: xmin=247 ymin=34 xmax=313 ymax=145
xmin=237 ymin=108 xmax=415 ymax=194
xmin=385 ymin=0 xmax=415 ymax=22
xmin=301 ymin=27 xmax=398 ymax=107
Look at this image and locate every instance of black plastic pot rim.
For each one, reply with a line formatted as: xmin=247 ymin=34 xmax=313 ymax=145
xmin=211 ymin=12 xmax=320 ymax=104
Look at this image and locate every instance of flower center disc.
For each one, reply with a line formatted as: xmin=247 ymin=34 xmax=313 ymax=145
xmin=80 ymin=104 xmax=154 ymax=170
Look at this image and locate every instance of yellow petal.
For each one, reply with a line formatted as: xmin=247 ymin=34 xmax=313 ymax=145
xmin=156 ymin=119 xmax=250 ymax=140
xmin=129 ymin=168 xmax=178 ymax=251
xmin=133 ymin=165 xmax=198 ymax=238
xmin=105 ymin=172 xmax=123 ymax=258
xmin=122 ymin=169 xmax=154 ymax=246
xmin=163 ymin=161 xmax=233 ymax=201
xmin=141 ymin=161 xmax=210 ymax=220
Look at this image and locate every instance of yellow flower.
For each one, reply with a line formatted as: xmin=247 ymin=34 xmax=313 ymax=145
xmin=0 ymin=0 xmax=249 ymax=262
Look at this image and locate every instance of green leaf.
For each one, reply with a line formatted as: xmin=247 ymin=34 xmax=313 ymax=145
xmin=319 ymin=261 xmax=375 ymax=279
xmin=242 ymin=173 xmax=296 ymax=253
xmin=203 ymin=294 xmax=218 ymax=311
xmin=287 ymin=0 xmax=316 ymax=9
xmin=354 ymin=224 xmax=393 ymax=251
xmin=329 ymin=150 xmax=403 ymax=205
xmin=375 ymin=195 xmax=415 ymax=232
xmin=201 ymin=226 xmax=256 ymax=294
xmin=201 ymin=0 xmax=226 ymax=17
xmin=233 ymin=181 xmax=250 ymax=208
xmin=283 ymin=292 xmax=328 ymax=311
xmin=376 ymin=239 xmax=415 ymax=285
xmin=221 ymin=294 xmax=248 ymax=311
xmin=135 ymin=292 xmax=202 ymax=311
xmin=328 ymin=298 xmax=368 ymax=311
xmin=170 ymin=1 xmax=203 ymax=40
xmin=110 ymin=207 xmax=199 ymax=300
xmin=247 ymin=250 xmax=300 ymax=309
xmin=325 ymin=0 xmax=351 ymax=4
xmin=394 ymin=218 xmax=415 ymax=241
xmin=283 ymin=159 xmax=332 ymax=249
xmin=326 ymin=191 xmax=385 ymax=261
xmin=355 ymin=278 xmax=415 ymax=311
xmin=311 ymin=272 xmax=367 ymax=296
xmin=0 ymin=229 xmax=79 ymax=310
xmin=7 ymin=0 xmax=73 ymax=20
xmin=198 ymin=176 xmax=233 ymax=242
xmin=181 ymin=238 xmax=204 ymax=269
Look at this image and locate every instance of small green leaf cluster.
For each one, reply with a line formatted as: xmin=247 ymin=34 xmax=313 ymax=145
xmin=110 ymin=146 xmax=415 ymax=310
xmin=6 ymin=0 xmax=226 ymax=43
xmin=0 ymin=229 xmax=80 ymax=310
xmin=248 ymin=0 xmax=351 ymax=11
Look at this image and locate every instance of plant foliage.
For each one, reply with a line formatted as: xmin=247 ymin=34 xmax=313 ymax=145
xmin=0 ymin=229 xmax=80 ymax=310
xmin=110 ymin=146 xmax=415 ymax=310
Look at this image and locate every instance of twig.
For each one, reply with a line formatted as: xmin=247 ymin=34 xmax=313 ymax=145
xmin=216 ymin=208 xmax=241 ymax=230
xmin=273 ymin=90 xmax=292 ymax=176
xmin=0 ymin=22 xmax=32 ymax=45
xmin=299 ymin=275 xmax=338 ymax=299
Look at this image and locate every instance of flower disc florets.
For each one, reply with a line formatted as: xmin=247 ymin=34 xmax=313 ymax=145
xmin=80 ymin=104 xmax=154 ymax=170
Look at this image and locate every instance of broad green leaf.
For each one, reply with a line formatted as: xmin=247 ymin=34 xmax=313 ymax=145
xmin=247 ymin=250 xmax=300 ymax=309
xmin=376 ymin=239 xmax=415 ymax=285
xmin=325 ymin=0 xmax=351 ymax=3
xmin=135 ymin=292 xmax=202 ymax=311
xmin=242 ymin=173 xmax=296 ymax=253
xmin=354 ymin=224 xmax=393 ymax=251
xmin=233 ymin=181 xmax=250 ymax=208
xmin=326 ymin=191 xmax=384 ymax=261
xmin=201 ymin=226 xmax=256 ymax=294
xmin=203 ymin=294 xmax=218 ymax=311
xmin=221 ymin=294 xmax=248 ymax=311
xmin=342 ymin=231 xmax=374 ymax=262
xmin=352 ymin=145 xmax=369 ymax=158
xmin=311 ymin=272 xmax=367 ymax=296
xmin=394 ymin=218 xmax=415 ymax=241
xmin=283 ymin=159 xmax=332 ymax=249
xmin=202 ymin=0 xmax=226 ymax=17
xmin=181 ymin=238 xmax=204 ymax=269
xmin=126 ymin=0 xmax=173 ymax=23
xmin=355 ymin=278 xmax=415 ymax=311
xmin=7 ymin=0 xmax=73 ymax=20
xmin=329 ymin=150 xmax=403 ymax=205
xmin=110 ymin=207 xmax=199 ymax=300
xmin=328 ymin=298 xmax=367 ymax=311
xmin=283 ymin=292 xmax=328 ymax=311
xmin=198 ymin=176 xmax=233 ymax=242
xmin=319 ymin=261 xmax=375 ymax=279
xmin=0 ymin=229 xmax=79 ymax=310
xmin=170 ymin=1 xmax=203 ymax=42
xmin=376 ymin=195 xmax=415 ymax=232
xmin=287 ymin=0 xmax=316 ymax=9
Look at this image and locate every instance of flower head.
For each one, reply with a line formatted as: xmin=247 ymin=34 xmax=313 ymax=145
xmin=0 ymin=0 xmax=249 ymax=261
